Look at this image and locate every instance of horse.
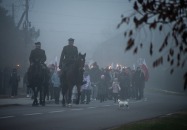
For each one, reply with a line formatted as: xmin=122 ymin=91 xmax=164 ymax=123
xmin=27 ymin=62 xmax=50 ymax=106
xmin=60 ymin=53 xmax=86 ymax=107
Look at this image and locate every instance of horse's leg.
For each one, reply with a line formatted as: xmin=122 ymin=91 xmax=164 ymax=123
xmin=39 ymin=85 xmax=45 ymax=106
xmin=67 ymin=85 xmax=73 ymax=107
xmin=61 ymin=86 xmax=67 ymax=107
xmin=38 ymin=87 xmax=40 ymax=104
xmin=43 ymin=84 xmax=48 ymax=106
xmin=32 ymin=86 xmax=39 ymax=106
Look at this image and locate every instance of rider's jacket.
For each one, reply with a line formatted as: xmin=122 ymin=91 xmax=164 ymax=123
xmin=29 ymin=48 xmax=46 ymax=65
xmin=59 ymin=44 xmax=78 ymax=69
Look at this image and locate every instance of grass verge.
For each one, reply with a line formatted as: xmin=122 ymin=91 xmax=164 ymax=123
xmin=111 ymin=110 xmax=187 ymax=130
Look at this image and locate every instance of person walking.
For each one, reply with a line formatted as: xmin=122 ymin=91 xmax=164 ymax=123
xmin=51 ymin=70 xmax=61 ymax=104
xmin=109 ymin=78 xmax=121 ymax=103
xmin=81 ymin=71 xmax=92 ymax=104
xmin=9 ymin=68 xmax=20 ymax=97
xmin=133 ymin=67 xmax=145 ymax=100
xmin=97 ymin=75 xmax=108 ymax=103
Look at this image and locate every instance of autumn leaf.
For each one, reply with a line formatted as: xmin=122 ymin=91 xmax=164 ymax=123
xmin=150 ymin=42 xmax=153 ymax=55
xmin=134 ymin=1 xmax=138 ymax=11
xmin=153 ymin=56 xmax=163 ymax=67
xmin=169 ymin=48 xmax=174 ymax=56
xmin=184 ymin=72 xmax=187 ymax=90
xmin=149 ymin=21 xmax=157 ymax=29
xmin=124 ymin=32 xmax=127 ymax=37
xmin=170 ymin=59 xmax=174 ymax=66
xmin=159 ymin=25 xmax=162 ymax=31
xmin=126 ymin=38 xmax=134 ymax=51
xmin=129 ymin=30 xmax=133 ymax=36
xmin=170 ymin=69 xmax=174 ymax=74
xmin=133 ymin=47 xmax=138 ymax=54
xmin=137 ymin=0 xmax=143 ymax=4
xmin=167 ymin=55 xmax=170 ymax=62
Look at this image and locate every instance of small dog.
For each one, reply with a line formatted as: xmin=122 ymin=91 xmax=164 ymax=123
xmin=118 ymin=99 xmax=129 ymax=109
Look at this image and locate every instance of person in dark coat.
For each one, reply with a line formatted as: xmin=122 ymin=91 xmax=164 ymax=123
xmin=9 ymin=68 xmax=20 ymax=97
xmin=89 ymin=62 xmax=101 ymax=100
xmin=59 ymin=38 xmax=78 ymax=70
xmin=29 ymin=42 xmax=46 ymax=65
xmin=59 ymin=38 xmax=78 ymax=81
xmin=97 ymin=75 xmax=108 ymax=103
xmin=119 ymin=68 xmax=131 ymax=100
xmin=132 ymin=67 xmax=145 ymax=100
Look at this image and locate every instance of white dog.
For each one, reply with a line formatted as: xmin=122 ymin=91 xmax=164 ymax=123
xmin=118 ymin=99 xmax=129 ymax=109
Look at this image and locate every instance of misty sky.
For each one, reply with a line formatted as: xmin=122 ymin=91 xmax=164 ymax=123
xmin=2 ymin=0 xmax=186 ymax=91
xmin=2 ymin=0 xmax=132 ymax=64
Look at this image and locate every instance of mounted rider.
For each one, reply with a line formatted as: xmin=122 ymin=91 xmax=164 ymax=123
xmin=29 ymin=42 xmax=47 ymax=67
xmin=28 ymin=41 xmax=47 ymax=81
xmin=59 ymin=38 xmax=78 ymax=80
xmin=28 ymin=42 xmax=48 ymax=106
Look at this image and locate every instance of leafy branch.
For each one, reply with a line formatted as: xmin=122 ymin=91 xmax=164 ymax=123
xmin=118 ymin=0 xmax=187 ymax=90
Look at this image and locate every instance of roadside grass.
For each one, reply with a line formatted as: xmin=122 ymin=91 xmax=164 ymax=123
xmin=112 ymin=111 xmax=187 ymax=130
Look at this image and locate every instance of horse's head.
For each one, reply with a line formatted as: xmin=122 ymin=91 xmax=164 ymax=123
xmin=77 ymin=53 xmax=86 ymax=69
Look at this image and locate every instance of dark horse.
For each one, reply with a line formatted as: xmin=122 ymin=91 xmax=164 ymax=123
xmin=28 ymin=63 xmax=50 ymax=106
xmin=61 ymin=53 xmax=86 ymax=107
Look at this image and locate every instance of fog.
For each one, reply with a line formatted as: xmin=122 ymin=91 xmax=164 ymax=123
xmin=2 ymin=0 xmax=186 ymax=92
xmin=2 ymin=0 xmax=131 ymax=64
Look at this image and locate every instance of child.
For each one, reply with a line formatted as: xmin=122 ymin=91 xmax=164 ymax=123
xmin=110 ymin=78 xmax=121 ymax=103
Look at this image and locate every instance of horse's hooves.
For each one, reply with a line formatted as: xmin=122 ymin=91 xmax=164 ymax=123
xmin=40 ymin=101 xmax=45 ymax=106
xmin=32 ymin=103 xmax=39 ymax=107
xmin=68 ymin=104 xmax=72 ymax=107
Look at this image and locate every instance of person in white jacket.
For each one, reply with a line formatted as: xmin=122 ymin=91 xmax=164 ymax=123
xmin=81 ymin=71 xmax=91 ymax=104
xmin=109 ymin=78 xmax=121 ymax=103
xmin=51 ymin=70 xmax=61 ymax=104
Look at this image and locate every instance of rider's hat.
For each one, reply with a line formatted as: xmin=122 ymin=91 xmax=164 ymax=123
xmin=68 ymin=38 xmax=74 ymax=42
xmin=35 ymin=42 xmax=41 ymax=46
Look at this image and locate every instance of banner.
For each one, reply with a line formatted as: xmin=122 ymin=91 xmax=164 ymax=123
xmin=140 ymin=59 xmax=149 ymax=81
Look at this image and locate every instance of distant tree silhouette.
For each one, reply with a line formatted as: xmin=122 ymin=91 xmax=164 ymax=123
xmin=118 ymin=0 xmax=187 ymax=90
xmin=0 ymin=2 xmax=39 ymax=72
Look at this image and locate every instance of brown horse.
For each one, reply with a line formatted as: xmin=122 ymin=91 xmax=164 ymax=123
xmin=61 ymin=53 xmax=86 ymax=107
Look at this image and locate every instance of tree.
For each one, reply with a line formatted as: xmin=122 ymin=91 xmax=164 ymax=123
xmin=118 ymin=0 xmax=187 ymax=90
xmin=0 ymin=2 xmax=40 ymax=74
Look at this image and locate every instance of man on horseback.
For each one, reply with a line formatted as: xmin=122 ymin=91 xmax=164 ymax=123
xmin=28 ymin=42 xmax=47 ymax=106
xmin=59 ymin=38 xmax=86 ymax=106
xmin=59 ymin=38 xmax=78 ymax=80
xmin=29 ymin=42 xmax=46 ymax=66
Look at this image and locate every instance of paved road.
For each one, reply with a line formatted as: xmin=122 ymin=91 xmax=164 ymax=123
xmin=0 ymin=90 xmax=187 ymax=130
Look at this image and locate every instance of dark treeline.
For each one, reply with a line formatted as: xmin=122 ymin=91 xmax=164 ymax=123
xmin=0 ymin=2 xmax=39 ymax=75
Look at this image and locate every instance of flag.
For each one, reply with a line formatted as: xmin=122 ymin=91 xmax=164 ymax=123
xmin=140 ymin=59 xmax=149 ymax=81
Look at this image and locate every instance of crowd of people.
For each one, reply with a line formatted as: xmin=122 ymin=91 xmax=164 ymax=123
xmin=35 ymin=60 xmax=147 ymax=105
xmin=0 ymin=38 xmax=147 ymax=105
xmin=77 ymin=62 xmax=146 ymax=104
